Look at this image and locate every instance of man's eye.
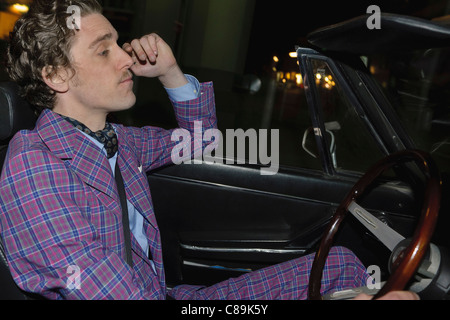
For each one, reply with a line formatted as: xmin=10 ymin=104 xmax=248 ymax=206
xmin=99 ymin=50 xmax=109 ymax=57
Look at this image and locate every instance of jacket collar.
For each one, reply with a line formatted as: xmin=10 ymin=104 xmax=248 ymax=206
xmin=35 ymin=110 xmax=159 ymax=229
xmin=36 ymin=109 xmax=116 ymax=199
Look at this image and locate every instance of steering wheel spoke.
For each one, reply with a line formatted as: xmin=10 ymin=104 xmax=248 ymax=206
xmin=323 ymin=282 xmax=387 ymax=300
xmin=348 ymin=201 xmax=405 ymax=251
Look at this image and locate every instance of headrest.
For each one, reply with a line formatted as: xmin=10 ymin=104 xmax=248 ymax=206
xmin=0 ymin=82 xmax=38 ymax=143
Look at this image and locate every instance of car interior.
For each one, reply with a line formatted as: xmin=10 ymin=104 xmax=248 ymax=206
xmin=1 ymin=12 xmax=450 ymax=300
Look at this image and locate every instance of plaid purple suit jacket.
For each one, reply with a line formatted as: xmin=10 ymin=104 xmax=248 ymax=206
xmin=0 ymin=82 xmax=216 ymax=299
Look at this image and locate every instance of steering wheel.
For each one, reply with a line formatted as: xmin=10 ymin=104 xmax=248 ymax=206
xmin=308 ymin=149 xmax=442 ymax=300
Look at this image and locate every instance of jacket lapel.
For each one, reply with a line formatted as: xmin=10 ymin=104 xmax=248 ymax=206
xmin=37 ymin=110 xmax=117 ymax=201
xmin=115 ymin=126 xmax=159 ymax=231
xmin=114 ymin=126 xmax=164 ymax=278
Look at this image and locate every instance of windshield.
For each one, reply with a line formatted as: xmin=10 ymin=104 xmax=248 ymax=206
xmin=368 ymin=47 xmax=450 ymax=174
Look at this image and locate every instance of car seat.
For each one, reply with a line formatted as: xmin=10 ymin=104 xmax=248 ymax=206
xmin=0 ymin=82 xmax=39 ymax=299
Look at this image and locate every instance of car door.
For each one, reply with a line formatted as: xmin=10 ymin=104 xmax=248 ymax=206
xmin=149 ymin=47 xmax=420 ymax=287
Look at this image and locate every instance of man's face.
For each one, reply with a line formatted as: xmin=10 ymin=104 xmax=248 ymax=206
xmin=64 ymin=14 xmax=136 ymax=119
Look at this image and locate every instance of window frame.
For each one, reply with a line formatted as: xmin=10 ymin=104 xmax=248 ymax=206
xmin=297 ymin=47 xmax=399 ymax=178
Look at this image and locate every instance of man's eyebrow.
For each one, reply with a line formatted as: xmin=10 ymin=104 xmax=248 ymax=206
xmin=88 ymin=32 xmax=117 ymax=49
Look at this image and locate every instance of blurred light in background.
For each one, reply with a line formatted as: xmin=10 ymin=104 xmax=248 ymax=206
xmin=0 ymin=3 xmax=29 ymax=40
xmin=10 ymin=3 xmax=29 ymax=14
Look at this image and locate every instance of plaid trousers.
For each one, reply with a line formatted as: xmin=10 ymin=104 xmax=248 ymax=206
xmin=169 ymin=246 xmax=370 ymax=300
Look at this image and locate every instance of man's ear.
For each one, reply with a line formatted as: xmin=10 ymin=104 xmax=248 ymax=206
xmin=41 ymin=66 xmax=70 ymax=93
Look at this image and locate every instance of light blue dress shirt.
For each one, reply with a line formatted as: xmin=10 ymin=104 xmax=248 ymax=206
xmin=80 ymin=75 xmax=200 ymax=268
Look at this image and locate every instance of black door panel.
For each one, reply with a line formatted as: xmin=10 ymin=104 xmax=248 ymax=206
xmin=149 ymin=162 xmax=418 ymax=286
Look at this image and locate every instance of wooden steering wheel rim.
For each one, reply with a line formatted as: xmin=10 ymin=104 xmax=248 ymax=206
xmin=308 ymin=149 xmax=442 ymax=300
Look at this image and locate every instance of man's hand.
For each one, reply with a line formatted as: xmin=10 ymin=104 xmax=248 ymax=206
xmin=122 ymin=33 xmax=188 ymax=88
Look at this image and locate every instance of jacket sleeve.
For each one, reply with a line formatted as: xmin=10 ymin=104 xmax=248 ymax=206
xmin=120 ymin=81 xmax=218 ymax=172
xmin=0 ymin=145 xmax=162 ymax=300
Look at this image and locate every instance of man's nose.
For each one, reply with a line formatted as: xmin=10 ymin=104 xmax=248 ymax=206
xmin=118 ymin=46 xmax=134 ymax=69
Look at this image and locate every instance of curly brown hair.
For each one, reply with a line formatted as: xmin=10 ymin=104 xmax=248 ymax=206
xmin=7 ymin=0 xmax=103 ymax=112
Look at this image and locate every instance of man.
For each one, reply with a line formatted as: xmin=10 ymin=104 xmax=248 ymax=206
xmin=0 ymin=0 xmax=413 ymax=300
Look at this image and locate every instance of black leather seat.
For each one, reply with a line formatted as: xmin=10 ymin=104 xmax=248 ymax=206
xmin=0 ymin=82 xmax=38 ymax=300
xmin=0 ymin=82 xmax=37 ymax=168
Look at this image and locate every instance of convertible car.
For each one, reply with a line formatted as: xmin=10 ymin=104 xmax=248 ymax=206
xmin=0 ymin=13 xmax=449 ymax=300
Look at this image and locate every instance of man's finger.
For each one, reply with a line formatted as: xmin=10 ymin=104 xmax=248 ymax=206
xmin=148 ymin=33 xmax=159 ymax=57
xmin=140 ymin=35 xmax=157 ymax=63
xmin=122 ymin=42 xmax=132 ymax=53
xmin=129 ymin=38 xmax=148 ymax=62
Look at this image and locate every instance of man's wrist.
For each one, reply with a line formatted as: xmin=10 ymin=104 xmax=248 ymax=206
xmin=165 ymin=74 xmax=200 ymax=102
xmin=158 ymin=65 xmax=188 ymax=89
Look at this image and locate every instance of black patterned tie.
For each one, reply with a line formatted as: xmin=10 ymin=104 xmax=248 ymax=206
xmin=62 ymin=116 xmax=118 ymax=159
